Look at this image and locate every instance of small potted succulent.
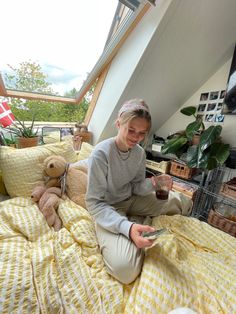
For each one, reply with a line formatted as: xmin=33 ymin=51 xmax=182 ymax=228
xmin=8 ymin=115 xmax=39 ymax=148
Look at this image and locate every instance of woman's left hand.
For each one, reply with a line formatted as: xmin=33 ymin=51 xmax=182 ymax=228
xmin=129 ymin=223 xmax=156 ymax=248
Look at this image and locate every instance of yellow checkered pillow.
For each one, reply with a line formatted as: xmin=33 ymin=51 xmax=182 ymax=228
xmin=0 ymin=141 xmax=77 ymax=197
xmin=77 ymin=142 xmax=94 ymax=161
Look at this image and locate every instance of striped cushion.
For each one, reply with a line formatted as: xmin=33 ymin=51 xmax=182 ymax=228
xmin=0 ymin=141 xmax=77 ymax=197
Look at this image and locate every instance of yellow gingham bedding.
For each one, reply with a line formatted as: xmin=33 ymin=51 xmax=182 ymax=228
xmin=0 ymin=197 xmax=236 ymax=314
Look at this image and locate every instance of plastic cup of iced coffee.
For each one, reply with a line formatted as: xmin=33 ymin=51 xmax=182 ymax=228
xmin=154 ymin=175 xmax=172 ymax=200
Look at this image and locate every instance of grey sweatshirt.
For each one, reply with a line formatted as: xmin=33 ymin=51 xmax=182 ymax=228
xmin=85 ymin=137 xmax=154 ymax=238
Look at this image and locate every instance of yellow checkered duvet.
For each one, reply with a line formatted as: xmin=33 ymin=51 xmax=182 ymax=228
xmin=0 ymin=197 xmax=236 ymax=314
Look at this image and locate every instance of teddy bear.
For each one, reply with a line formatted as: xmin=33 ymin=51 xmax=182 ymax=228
xmin=31 ymin=185 xmax=63 ymax=231
xmin=43 ymin=155 xmax=88 ymax=208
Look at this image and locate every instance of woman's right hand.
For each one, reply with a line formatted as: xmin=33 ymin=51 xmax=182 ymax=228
xmin=129 ymin=223 xmax=156 ymax=248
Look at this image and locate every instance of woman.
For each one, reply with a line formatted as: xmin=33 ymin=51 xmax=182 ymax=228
xmin=86 ymin=99 xmax=192 ymax=284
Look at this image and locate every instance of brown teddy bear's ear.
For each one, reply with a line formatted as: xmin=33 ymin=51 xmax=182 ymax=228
xmin=43 ymin=155 xmax=52 ymax=167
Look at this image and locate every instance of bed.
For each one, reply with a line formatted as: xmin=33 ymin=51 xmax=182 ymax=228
xmin=0 ymin=141 xmax=236 ymax=314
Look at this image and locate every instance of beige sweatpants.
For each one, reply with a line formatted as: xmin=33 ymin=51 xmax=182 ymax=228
xmin=96 ymin=191 xmax=192 ymax=284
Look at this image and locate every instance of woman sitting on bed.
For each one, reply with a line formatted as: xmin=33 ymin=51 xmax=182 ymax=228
xmin=86 ymin=99 xmax=192 ymax=284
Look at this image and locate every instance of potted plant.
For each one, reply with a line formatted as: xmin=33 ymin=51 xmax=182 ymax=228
xmin=161 ymin=106 xmax=230 ymax=171
xmin=2 ymin=136 xmax=17 ymax=148
xmin=8 ymin=115 xmax=39 ymax=148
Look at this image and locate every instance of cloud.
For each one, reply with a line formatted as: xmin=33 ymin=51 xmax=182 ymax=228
xmin=42 ymin=64 xmax=81 ymax=83
xmin=0 ymin=0 xmax=118 ymax=96
xmin=42 ymin=63 xmax=87 ymax=94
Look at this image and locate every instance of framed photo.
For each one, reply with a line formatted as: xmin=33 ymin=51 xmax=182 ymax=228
xmin=220 ymin=90 xmax=226 ymax=99
xmin=205 ymin=114 xmax=215 ymax=122
xmin=215 ymin=114 xmax=224 ymax=122
xmin=207 ymin=103 xmax=216 ymax=111
xmin=196 ymin=114 xmax=204 ymax=121
xmin=198 ymin=104 xmax=206 ymax=112
xmin=209 ymin=91 xmax=219 ymax=100
xmin=200 ymin=92 xmax=209 ymax=101
xmin=217 ymin=102 xmax=223 ymax=111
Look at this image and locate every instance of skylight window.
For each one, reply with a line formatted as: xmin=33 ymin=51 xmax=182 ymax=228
xmin=0 ymin=0 xmax=118 ymax=98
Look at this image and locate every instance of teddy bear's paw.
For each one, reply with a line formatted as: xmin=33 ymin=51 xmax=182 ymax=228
xmin=53 ymin=218 xmax=62 ymax=231
xmin=70 ymin=195 xmax=86 ymax=209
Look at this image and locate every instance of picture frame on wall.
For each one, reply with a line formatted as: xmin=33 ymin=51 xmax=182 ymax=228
xmin=197 ymin=104 xmax=206 ymax=112
xmin=209 ymin=91 xmax=219 ymax=100
xmin=217 ymin=102 xmax=223 ymax=111
xmin=207 ymin=103 xmax=216 ymax=111
xmin=220 ymin=90 xmax=226 ymax=99
xmin=200 ymin=92 xmax=209 ymax=101
xmin=215 ymin=114 xmax=225 ymax=122
xmin=198 ymin=90 xmax=225 ymax=123
xmin=196 ymin=114 xmax=204 ymax=121
xmin=205 ymin=114 xmax=215 ymax=122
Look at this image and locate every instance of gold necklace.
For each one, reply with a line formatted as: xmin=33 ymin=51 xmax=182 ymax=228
xmin=115 ymin=141 xmax=131 ymax=161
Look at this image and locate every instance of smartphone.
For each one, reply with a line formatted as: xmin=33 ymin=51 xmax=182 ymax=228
xmin=142 ymin=228 xmax=167 ymax=240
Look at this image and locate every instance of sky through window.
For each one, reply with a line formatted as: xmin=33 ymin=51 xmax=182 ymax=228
xmin=0 ymin=0 xmax=118 ymax=96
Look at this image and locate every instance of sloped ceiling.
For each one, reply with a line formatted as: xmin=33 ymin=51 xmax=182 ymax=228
xmin=123 ymin=0 xmax=236 ymax=129
xmin=92 ymin=0 xmax=236 ymax=142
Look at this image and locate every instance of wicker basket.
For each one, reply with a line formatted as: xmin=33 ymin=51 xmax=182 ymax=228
xmin=208 ymin=208 xmax=236 ymax=237
xmin=220 ymin=183 xmax=236 ymax=199
xmin=172 ymin=181 xmax=197 ymax=200
xmin=170 ymin=161 xmax=197 ymax=179
xmin=146 ymin=160 xmax=171 ymax=174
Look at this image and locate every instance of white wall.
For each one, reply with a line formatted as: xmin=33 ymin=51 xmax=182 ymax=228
xmin=157 ymin=57 xmax=236 ymax=147
xmin=88 ymin=0 xmax=173 ymax=144
xmin=87 ymin=0 xmax=236 ymax=146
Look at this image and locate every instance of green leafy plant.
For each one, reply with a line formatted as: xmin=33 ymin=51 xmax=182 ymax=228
xmin=8 ymin=115 xmax=39 ymax=138
xmin=3 ymin=137 xmax=17 ymax=145
xmin=180 ymin=106 xmax=205 ymax=138
xmin=161 ymin=106 xmax=230 ymax=170
xmin=0 ymin=129 xmax=16 ymax=146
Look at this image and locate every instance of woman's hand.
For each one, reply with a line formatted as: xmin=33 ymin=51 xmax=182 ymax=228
xmin=151 ymin=174 xmax=173 ymax=190
xmin=129 ymin=224 xmax=156 ymax=248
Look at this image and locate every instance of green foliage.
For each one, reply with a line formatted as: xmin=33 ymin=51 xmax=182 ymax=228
xmin=161 ymin=107 xmax=230 ymax=170
xmin=161 ymin=136 xmax=188 ymax=158
xmin=180 ymin=106 xmax=197 ymax=116
xmin=8 ymin=115 xmax=39 ymax=138
xmin=3 ymin=137 xmax=17 ymax=145
xmin=0 ymin=132 xmax=17 ymax=145
xmin=5 ymin=60 xmax=54 ymax=94
xmin=180 ymin=106 xmax=205 ymax=135
xmin=4 ymin=60 xmax=92 ymax=123
xmin=186 ymin=125 xmax=230 ymax=170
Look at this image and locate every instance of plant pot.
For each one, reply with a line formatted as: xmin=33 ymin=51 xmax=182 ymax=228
xmin=17 ymin=137 xmax=39 ymax=148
